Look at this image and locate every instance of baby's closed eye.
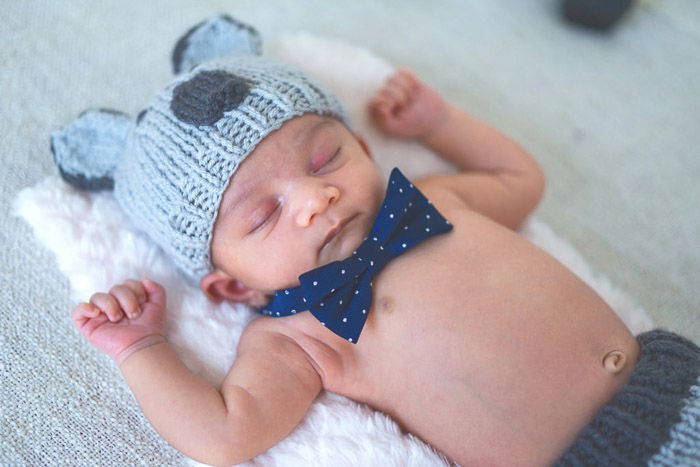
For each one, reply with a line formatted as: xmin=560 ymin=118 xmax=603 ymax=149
xmin=310 ymin=147 xmax=341 ymax=174
xmin=249 ymin=198 xmax=282 ymax=233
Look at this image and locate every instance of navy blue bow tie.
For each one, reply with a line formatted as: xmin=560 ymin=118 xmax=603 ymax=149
xmin=258 ymin=168 xmax=452 ymax=343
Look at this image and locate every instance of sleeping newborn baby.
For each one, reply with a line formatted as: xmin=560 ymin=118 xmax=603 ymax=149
xmin=54 ymin=15 xmax=700 ymax=466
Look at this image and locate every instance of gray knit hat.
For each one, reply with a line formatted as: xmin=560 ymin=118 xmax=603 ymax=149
xmin=51 ymin=15 xmax=346 ymax=282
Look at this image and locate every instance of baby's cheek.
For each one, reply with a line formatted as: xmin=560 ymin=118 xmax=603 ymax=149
xmin=246 ymin=248 xmax=310 ymax=290
xmin=278 ymin=250 xmax=316 ymax=282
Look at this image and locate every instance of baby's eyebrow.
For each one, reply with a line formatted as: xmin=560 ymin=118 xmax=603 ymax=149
xmin=219 ymin=176 xmax=254 ymax=222
xmin=294 ymin=118 xmax=336 ymax=152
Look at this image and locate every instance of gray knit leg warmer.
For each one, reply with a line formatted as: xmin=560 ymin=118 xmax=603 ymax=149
xmin=555 ymin=329 xmax=700 ymax=466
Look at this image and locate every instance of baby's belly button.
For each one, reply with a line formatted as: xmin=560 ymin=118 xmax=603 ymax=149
xmin=602 ymin=350 xmax=627 ymax=374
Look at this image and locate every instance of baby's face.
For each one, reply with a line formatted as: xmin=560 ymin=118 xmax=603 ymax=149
xmin=210 ymin=114 xmax=386 ymax=294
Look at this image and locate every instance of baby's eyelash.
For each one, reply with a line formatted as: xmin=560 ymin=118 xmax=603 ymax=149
xmin=311 ymin=147 xmax=341 ymax=173
xmin=250 ymin=201 xmax=280 ymax=233
xmin=328 ymin=148 xmax=340 ymax=163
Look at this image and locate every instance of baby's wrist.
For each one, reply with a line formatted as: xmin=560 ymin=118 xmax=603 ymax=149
xmin=114 ymin=335 xmax=166 ymax=367
xmin=417 ymin=102 xmax=453 ymax=144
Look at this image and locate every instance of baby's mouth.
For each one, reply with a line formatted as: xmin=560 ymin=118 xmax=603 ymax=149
xmin=321 ymin=214 xmax=357 ymax=254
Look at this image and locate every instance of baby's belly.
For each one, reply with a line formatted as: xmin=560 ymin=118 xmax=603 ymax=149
xmin=345 ymin=223 xmax=639 ymax=466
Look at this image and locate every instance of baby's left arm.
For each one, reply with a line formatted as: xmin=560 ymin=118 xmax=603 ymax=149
xmin=370 ymin=69 xmax=545 ymax=229
xmin=72 ymin=279 xmax=322 ymax=466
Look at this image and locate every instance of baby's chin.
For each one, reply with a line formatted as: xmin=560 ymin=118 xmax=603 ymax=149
xmin=319 ymin=215 xmax=372 ymax=267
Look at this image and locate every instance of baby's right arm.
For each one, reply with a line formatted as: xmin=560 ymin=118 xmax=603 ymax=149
xmin=73 ymin=279 xmax=322 ymax=466
xmin=370 ymin=69 xmax=546 ymax=230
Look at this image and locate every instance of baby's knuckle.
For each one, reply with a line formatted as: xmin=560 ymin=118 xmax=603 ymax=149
xmin=109 ymin=284 xmax=126 ymax=294
xmin=90 ymin=292 xmax=105 ymax=302
xmin=124 ymin=278 xmax=140 ymax=288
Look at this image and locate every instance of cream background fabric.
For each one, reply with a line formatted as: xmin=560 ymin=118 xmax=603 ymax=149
xmin=3 ymin=1 xmax=698 ymax=465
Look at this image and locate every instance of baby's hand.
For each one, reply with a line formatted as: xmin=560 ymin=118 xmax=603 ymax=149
xmin=369 ymin=68 xmax=449 ymax=140
xmin=71 ymin=278 xmax=166 ymax=365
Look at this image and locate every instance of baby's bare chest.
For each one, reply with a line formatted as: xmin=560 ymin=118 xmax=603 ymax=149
xmin=322 ymin=218 xmax=635 ymax=463
xmin=360 ymin=213 xmax=565 ymax=351
xmin=341 ymin=212 xmax=630 ymax=400
xmin=275 ymin=211 xmax=638 ymax=464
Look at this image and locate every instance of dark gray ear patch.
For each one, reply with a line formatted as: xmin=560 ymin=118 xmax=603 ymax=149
xmin=51 ymin=108 xmax=132 ymax=192
xmin=136 ymin=109 xmax=147 ymax=124
xmin=172 ymin=18 xmax=210 ymax=74
xmin=171 ymin=70 xmax=252 ymax=127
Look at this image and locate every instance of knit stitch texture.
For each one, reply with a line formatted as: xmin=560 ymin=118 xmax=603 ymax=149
xmin=51 ymin=16 xmax=346 ymax=282
xmin=114 ymin=56 xmax=345 ymax=281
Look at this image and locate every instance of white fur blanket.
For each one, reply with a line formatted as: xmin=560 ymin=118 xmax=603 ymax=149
xmin=14 ymin=33 xmax=654 ymax=466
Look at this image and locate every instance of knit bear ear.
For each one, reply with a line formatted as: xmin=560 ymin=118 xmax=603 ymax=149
xmin=171 ymin=14 xmax=263 ymax=75
xmin=51 ymin=109 xmax=133 ymax=191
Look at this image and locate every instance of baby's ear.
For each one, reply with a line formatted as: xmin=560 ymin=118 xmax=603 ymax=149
xmin=171 ymin=14 xmax=263 ymax=75
xmin=51 ymin=109 xmax=133 ymax=191
xmin=200 ymin=270 xmax=269 ymax=307
xmin=354 ymin=133 xmax=373 ymax=159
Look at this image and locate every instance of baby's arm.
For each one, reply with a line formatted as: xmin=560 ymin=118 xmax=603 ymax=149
xmin=370 ymin=69 xmax=545 ymax=229
xmin=73 ymin=279 xmax=322 ymax=466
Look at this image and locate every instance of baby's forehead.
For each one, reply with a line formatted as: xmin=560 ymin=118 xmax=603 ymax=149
xmin=230 ymin=115 xmax=344 ymax=181
xmin=219 ymin=115 xmax=345 ymax=205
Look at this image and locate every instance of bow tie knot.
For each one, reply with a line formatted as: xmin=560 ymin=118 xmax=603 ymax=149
xmin=355 ymin=237 xmax=392 ymax=267
xmin=259 ymin=168 xmax=452 ymax=343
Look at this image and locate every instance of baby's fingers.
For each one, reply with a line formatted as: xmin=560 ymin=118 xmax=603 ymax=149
xmin=377 ymin=85 xmax=410 ymax=112
xmin=387 ymin=68 xmax=418 ymax=94
xmin=89 ymin=292 xmax=124 ymax=322
xmin=109 ymin=284 xmax=141 ymax=319
xmin=71 ymin=303 xmax=110 ymax=336
xmin=141 ymin=278 xmax=166 ymax=309
xmin=71 ymin=302 xmax=100 ymax=324
xmin=387 ymin=69 xmax=419 ymax=101
xmin=123 ymin=279 xmax=147 ymax=304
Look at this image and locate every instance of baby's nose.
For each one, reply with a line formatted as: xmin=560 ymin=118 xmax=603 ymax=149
xmin=294 ymin=182 xmax=340 ymax=227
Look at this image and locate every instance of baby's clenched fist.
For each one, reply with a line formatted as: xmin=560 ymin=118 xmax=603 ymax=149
xmin=72 ymin=278 xmax=167 ymax=365
xmin=369 ymin=68 xmax=449 ymax=140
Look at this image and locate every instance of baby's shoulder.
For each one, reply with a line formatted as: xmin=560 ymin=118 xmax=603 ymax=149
xmin=414 ymin=173 xmax=472 ymax=218
xmin=412 ymin=173 xmax=523 ymax=245
xmin=236 ymin=316 xmax=304 ymax=355
xmin=240 ymin=313 xmax=359 ymax=392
